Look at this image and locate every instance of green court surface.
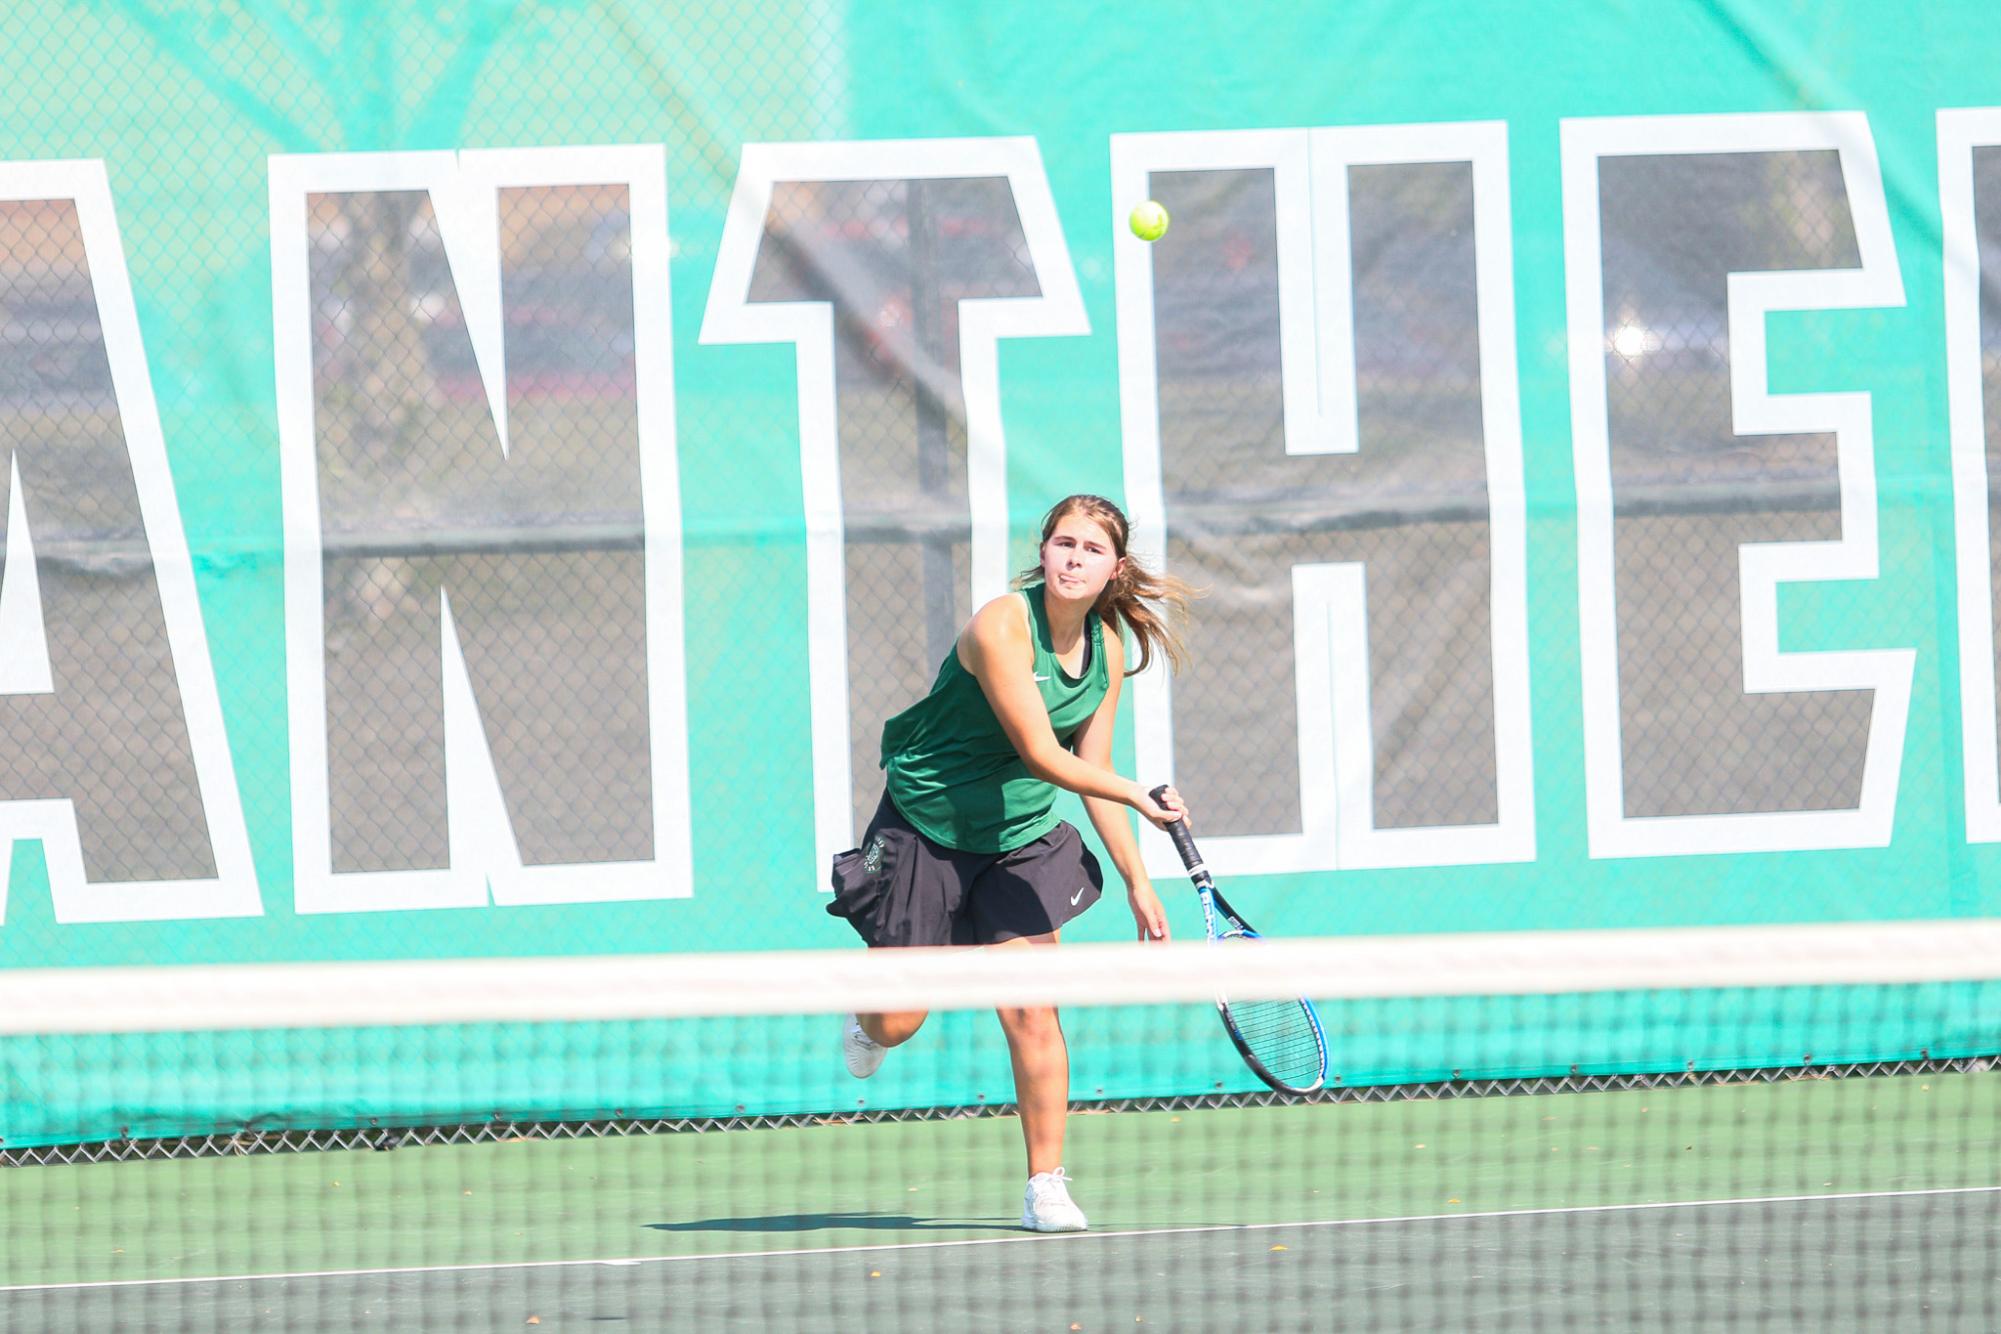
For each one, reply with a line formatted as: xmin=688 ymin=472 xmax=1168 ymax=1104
xmin=4 ymin=1073 xmax=1997 ymax=1329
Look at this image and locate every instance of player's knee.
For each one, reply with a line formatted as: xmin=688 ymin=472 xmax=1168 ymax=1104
xmin=997 ymin=1004 xmax=1063 ymax=1047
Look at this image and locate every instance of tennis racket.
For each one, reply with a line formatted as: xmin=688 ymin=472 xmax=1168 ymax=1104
xmin=1150 ymin=785 xmax=1329 ymax=1094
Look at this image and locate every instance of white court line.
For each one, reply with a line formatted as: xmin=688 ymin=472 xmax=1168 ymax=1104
xmin=4 ymin=1184 xmax=1997 ymax=1294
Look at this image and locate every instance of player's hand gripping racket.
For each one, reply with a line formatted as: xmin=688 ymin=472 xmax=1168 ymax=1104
xmin=1150 ymin=785 xmax=1329 ymax=1094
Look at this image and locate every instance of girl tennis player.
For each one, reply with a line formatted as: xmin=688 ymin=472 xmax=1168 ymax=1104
xmin=827 ymin=494 xmax=1194 ymax=1233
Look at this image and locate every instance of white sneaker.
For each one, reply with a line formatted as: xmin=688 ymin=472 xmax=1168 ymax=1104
xmin=842 ymin=1014 xmax=886 ymax=1078
xmin=1020 ymin=1167 xmax=1089 ymax=1232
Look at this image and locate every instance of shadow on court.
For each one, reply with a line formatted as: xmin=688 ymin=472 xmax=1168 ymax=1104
xmin=645 ymin=1211 xmax=1017 ymax=1233
xmin=7 ymin=1192 xmax=1998 ymax=1331
xmin=7 ymin=1077 xmax=1996 ymax=1328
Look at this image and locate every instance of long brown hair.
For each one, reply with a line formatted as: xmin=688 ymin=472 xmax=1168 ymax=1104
xmin=1014 ymin=494 xmax=1198 ymax=677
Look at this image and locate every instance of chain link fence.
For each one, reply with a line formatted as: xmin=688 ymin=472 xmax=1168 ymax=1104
xmin=0 ymin=11 xmax=1926 ymax=901
xmin=0 ymin=4 xmax=1990 ymax=1151
xmin=6 ymin=1053 xmax=1983 ymax=1168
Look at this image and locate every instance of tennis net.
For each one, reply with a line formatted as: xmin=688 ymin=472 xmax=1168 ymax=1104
xmin=4 ymin=923 xmax=1999 ymax=1330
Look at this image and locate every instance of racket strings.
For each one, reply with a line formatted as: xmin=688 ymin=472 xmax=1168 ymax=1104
xmin=1216 ymin=927 xmax=1326 ymax=1091
xmin=1223 ymin=996 xmax=1326 ymax=1089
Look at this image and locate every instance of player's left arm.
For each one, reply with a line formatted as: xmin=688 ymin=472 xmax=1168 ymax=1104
xmin=1073 ymin=632 xmax=1177 ymax=942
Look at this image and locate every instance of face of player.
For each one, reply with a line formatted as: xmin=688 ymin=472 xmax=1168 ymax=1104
xmin=1040 ymin=513 xmax=1123 ymax=605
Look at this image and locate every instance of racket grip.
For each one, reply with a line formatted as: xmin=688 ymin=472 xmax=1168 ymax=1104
xmin=1148 ymin=783 xmax=1204 ymax=873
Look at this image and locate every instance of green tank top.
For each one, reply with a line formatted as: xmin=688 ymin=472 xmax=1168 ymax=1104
xmin=880 ymin=584 xmax=1111 ymax=853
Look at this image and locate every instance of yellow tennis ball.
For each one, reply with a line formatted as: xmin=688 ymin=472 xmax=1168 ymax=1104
xmin=1129 ymin=199 xmax=1170 ymax=242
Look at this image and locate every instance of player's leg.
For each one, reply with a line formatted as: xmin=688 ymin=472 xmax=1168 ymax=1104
xmin=990 ymin=930 xmax=1088 ymax=1231
xmin=991 ymin=931 xmax=1091 ymax=1234
xmin=858 ymin=1010 xmax=927 ymax=1046
xmin=966 ymin=822 xmax=1100 ymax=1228
xmin=990 ymin=931 xmax=1067 ymax=1175
xmin=844 ymin=1008 xmax=922 ymax=1079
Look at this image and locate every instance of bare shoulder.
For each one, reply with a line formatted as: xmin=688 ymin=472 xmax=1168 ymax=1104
xmin=957 ymin=591 xmax=1033 ymax=671
xmin=1101 ymin=619 xmax=1126 ymax=673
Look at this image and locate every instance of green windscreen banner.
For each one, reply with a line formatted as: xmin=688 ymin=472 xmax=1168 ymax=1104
xmin=3 ymin=1 xmax=2001 ymax=1145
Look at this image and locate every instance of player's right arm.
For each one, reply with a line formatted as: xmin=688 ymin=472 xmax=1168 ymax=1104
xmin=957 ymin=596 xmax=1173 ymax=822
